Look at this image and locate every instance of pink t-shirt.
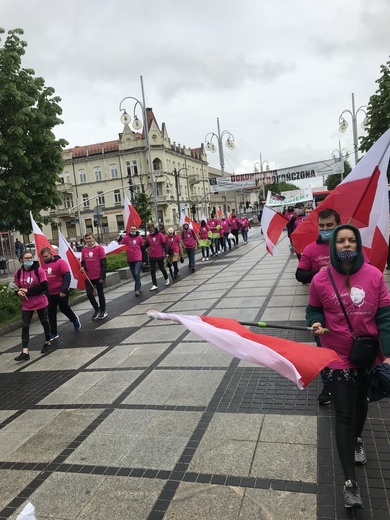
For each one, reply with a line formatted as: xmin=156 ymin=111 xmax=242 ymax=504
xmin=221 ymin=220 xmax=230 ymax=234
xmin=81 ymin=244 xmax=106 ymax=280
xmin=121 ymin=234 xmax=144 ymax=262
xmin=298 ymin=242 xmax=330 ymax=272
xmin=309 ymin=263 xmax=389 ymax=368
xmin=229 ymin=217 xmax=240 ymax=230
xmin=181 ymin=228 xmax=197 ymax=248
xmin=14 ymin=266 xmax=48 ymax=311
xmin=146 ymin=232 xmax=166 ymax=258
xmin=41 ymin=257 xmax=70 ymax=295
xmin=166 ymin=234 xmax=181 ymax=254
xmin=199 ymin=225 xmax=210 ymax=240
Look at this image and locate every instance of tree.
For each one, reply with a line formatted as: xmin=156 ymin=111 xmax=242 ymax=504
xmin=0 ymin=28 xmax=68 ymax=233
xmin=325 ymin=159 xmax=352 ymax=190
xmin=133 ymin=191 xmax=152 ymax=232
xmin=359 ymin=57 xmax=390 ymax=157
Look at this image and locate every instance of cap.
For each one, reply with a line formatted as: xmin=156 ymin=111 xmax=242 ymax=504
xmin=167 ymin=227 xmax=174 ymax=234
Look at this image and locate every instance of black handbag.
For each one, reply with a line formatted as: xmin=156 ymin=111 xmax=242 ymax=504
xmin=327 ymin=268 xmax=380 ymax=369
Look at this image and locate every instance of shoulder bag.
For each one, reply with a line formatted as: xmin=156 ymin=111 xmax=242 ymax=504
xmin=327 ymin=267 xmax=380 ymax=368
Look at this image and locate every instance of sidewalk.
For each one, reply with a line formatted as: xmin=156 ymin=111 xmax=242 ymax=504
xmin=0 ymin=228 xmax=389 ymax=519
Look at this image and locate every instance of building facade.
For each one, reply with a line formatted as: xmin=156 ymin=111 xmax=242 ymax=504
xmin=41 ymin=108 xmax=233 ymax=242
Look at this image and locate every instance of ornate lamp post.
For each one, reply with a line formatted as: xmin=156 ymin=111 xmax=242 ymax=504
xmin=338 ymin=93 xmax=368 ymax=165
xmin=332 ymin=141 xmax=350 ymax=180
xmin=119 ymin=76 xmax=159 ymax=225
xmin=254 ymin=153 xmax=270 ymax=201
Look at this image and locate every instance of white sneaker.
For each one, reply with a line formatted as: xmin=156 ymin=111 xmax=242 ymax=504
xmin=206 ymin=257 xmax=209 ymax=261
xmin=202 ymin=258 xmax=205 ymax=262
xmin=165 ymin=278 xmax=170 ymax=286
xmin=150 ymin=285 xmax=158 ymax=291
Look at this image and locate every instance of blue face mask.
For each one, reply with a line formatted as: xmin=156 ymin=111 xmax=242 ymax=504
xmin=336 ymin=250 xmax=358 ymax=263
xmin=319 ymin=229 xmax=334 ymax=241
xmin=24 ymin=260 xmax=34 ymax=267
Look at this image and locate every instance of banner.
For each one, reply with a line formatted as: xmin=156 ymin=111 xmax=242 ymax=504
xmin=266 ymin=187 xmax=313 ymax=207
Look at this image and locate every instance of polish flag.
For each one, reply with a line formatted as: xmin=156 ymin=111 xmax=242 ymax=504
xmin=103 ymin=241 xmax=129 ymax=255
xmin=29 ymin=212 xmax=57 ymax=263
xmin=291 ymin=129 xmax=390 ymax=271
xmin=147 ymin=311 xmax=340 ymax=389
xmin=261 ymin=206 xmax=289 ymax=255
xmin=180 ymin=213 xmax=200 ymax=235
xmin=124 ymin=193 xmax=142 ymax=234
xmin=58 ymin=231 xmax=86 ymax=290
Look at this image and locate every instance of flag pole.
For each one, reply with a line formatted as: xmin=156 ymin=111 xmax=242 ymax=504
xmin=239 ymin=321 xmax=328 ymax=333
xmin=64 ymin=240 xmax=96 ymax=295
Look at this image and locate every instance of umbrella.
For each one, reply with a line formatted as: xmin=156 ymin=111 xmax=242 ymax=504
xmin=368 ymin=363 xmax=390 ymax=402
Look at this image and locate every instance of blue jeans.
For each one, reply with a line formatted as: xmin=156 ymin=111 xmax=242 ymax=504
xmin=129 ymin=261 xmax=141 ymax=291
xmin=241 ymin=229 xmax=248 ymax=242
xmin=186 ymin=247 xmax=195 ymax=268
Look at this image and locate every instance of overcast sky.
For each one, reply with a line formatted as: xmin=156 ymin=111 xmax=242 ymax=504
xmin=2 ymin=0 xmax=389 ymax=188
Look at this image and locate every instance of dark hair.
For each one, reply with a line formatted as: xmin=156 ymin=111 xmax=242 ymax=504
xmin=84 ymin=233 xmax=94 ymax=239
xmin=318 ymin=208 xmax=341 ymax=224
xmin=40 ymin=247 xmax=52 ymax=256
xmin=201 ymin=220 xmax=206 ymax=226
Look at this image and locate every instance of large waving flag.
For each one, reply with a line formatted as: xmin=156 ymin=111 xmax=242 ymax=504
xmin=103 ymin=241 xmax=129 ymax=255
xmin=29 ymin=212 xmax=57 ymax=263
xmin=291 ymin=129 xmax=390 ymax=270
xmin=58 ymin=231 xmax=86 ymax=290
xmin=180 ymin=213 xmax=200 ymax=235
xmin=261 ymin=206 xmax=289 ymax=255
xmin=124 ymin=193 xmax=142 ymax=234
xmin=147 ymin=311 xmax=340 ymax=389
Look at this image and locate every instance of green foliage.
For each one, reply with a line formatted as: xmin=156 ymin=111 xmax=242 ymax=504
xmin=261 ymin=182 xmax=300 ymax=201
xmin=133 ymin=192 xmax=153 ymax=233
xmin=0 ymin=28 xmax=68 ymax=233
xmin=360 ymin=57 xmax=390 ymax=154
xmin=0 ymin=285 xmax=21 ymax=324
xmin=326 ymin=159 xmax=352 ymax=190
xmin=106 ymin=252 xmax=128 ymax=272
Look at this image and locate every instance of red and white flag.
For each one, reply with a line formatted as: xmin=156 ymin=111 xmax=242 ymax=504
xmin=29 ymin=212 xmax=57 ymax=263
xmin=124 ymin=193 xmax=142 ymax=234
xmin=103 ymin=241 xmax=128 ymax=255
xmin=58 ymin=231 xmax=86 ymax=290
xmin=180 ymin=213 xmax=200 ymax=235
xmin=147 ymin=311 xmax=340 ymax=389
xmin=291 ymin=129 xmax=390 ymax=271
xmin=261 ymin=206 xmax=289 ymax=255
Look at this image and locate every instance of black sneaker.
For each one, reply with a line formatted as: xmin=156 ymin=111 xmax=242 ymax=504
xmin=98 ymin=310 xmax=108 ymax=320
xmin=318 ymin=385 xmax=331 ymax=405
xmin=343 ymin=480 xmax=363 ymax=508
xmin=15 ymin=352 xmax=30 ymax=362
xmin=41 ymin=343 xmax=52 ymax=354
xmin=92 ymin=309 xmax=100 ymax=321
xmin=355 ymin=438 xmax=367 ymax=464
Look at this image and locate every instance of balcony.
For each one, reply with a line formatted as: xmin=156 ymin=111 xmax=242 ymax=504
xmin=56 ymin=182 xmax=74 ymax=192
xmin=50 ymin=207 xmax=72 ymax=216
xmin=188 ymin=174 xmax=201 ymax=184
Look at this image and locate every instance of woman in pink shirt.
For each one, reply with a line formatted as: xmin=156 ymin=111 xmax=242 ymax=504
xmin=198 ymin=220 xmax=211 ymax=261
xmin=181 ymin=222 xmax=199 ymax=272
xmin=14 ymin=251 xmax=51 ymax=361
xmin=307 ymin=225 xmax=390 ymax=509
xmin=166 ymin=227 xmax=183 ymax=278
xmin=121 ymin=225 xmax=145 ymax=296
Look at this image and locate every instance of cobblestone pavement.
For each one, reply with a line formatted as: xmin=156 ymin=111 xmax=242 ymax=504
xmin=0 ymin=228 xmax=389 ymax=519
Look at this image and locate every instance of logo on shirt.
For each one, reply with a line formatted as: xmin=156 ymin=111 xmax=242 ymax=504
xmin=47 ymin=268 xmax=53 ymax=275
xmin=88 ymin=252 xmax=94 ymax=258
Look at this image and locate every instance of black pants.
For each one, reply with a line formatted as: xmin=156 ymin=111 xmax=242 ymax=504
xmin=326 ymin=367 xmax=370 ymax=481
xmin=21 ymin=307 xmax=50 ymax=348
xmin=231 ymin=229 xmax=239 ymax=245
xmin=150 ymin=257 xmax=168 ymax=286
xmin=85 ymin=278 xmax=106 ymax=312
xmin=223 ymin=233 xmax=231 ymax=250
xmin=48 ymin=293 xmax=77 ymax=335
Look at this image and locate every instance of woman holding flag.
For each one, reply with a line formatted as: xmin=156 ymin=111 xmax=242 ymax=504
xmin=306 ymin=224 xmax=390 ymax=509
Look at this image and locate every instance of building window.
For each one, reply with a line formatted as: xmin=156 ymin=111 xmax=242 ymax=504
xmin=64 ymin=172 xmax=71 ymax=184
xmin=97 ymin=192 xmax=105 ymax=206
xmin=64 ymin=194 xmax=73 ymax=208
xmin=79 ymin=169 xmax=86 ymax=183
xmin=114 ymin=189 xmax=121 ymax=204
xmin=82 ymin=194 xmax=89 ymax=208
xmin=153 ymin=158 xmax=162 ymax=171
xmin=126 ymin=160 xmax=138 ymax=177
xmin=110 ymin=164 xmax=118 ymax=179
xmin=94 ymin=167 xmax=102 ymax=181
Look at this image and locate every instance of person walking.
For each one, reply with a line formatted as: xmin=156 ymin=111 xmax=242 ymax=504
xmin=181 ymin=222 xmax=199 ymax=273
xmin=240 ymin=214 xmax=250 ymax=244
xmin=306 ymin=224 xmax=390 ymax=509
xmin=145 ymin=223 xmax=169 ymax=291
xmin=220 ymin=216 xmax=231 ymax=251
xmin=120 ymin=225 xmax=145 ymax=296
xmin=40 ymin=247 xmax=81 ymax=340
xmin=207 ymin=214 xmax=221 ymax=256
xmin=80 ymin=233 xmax=108 ymax=320
xmin=198 ymin=220 xmax=211 ymax=261
xmin=15 ymin=238 xmax=23 ymax=258
xmin=14 ymin=251 xmax=52 ymax=361
xmin=165 ymin=227 xmax=183 ymax=278
xmin=229 ymin=210 xmax=241 ymax=246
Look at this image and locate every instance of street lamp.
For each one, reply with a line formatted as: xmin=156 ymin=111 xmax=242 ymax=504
xmin=119 ymin=76 xmax=159 ymax=225
xmin=205 ymin=118 xmax=236 ymax=213
xmin=332 ymin=141 xmax=349 ymax=180
xmin=254 ymin=153 xmax=270 ymax=201
xmin=172 ymin=167 xmax=188 ymax=223
xmin=338 ymin=93 xmax=368 ymax=165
